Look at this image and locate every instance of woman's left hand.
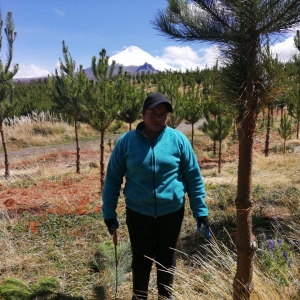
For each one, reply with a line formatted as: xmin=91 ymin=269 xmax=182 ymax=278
xmin=196 ymin=216 xmax=211 ymax=238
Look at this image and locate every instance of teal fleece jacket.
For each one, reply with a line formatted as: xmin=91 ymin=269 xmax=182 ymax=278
xmin=102 ymin=122 xmax=208 ymax=219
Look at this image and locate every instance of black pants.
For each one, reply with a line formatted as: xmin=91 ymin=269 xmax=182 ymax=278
xmin=126 ymin=206 xmax=184 ymax=272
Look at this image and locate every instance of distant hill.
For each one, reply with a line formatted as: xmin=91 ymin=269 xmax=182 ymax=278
xmin=14 ymin=45 xmax=176 ymax=83
xmin=84 ymin=62 xmax=160 ymax=80
xmin=15 ymin=63 xmax=161 ymax=83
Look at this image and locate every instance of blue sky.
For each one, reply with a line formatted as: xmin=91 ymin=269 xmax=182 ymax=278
xmin=1 ymin=0 xmax=299 ymax=78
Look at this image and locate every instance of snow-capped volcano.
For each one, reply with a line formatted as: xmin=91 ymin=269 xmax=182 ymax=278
xmin=109 ymin=46 xmax=177 ymax=71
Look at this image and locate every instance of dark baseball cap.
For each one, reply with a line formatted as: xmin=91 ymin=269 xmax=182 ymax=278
xmin=143 ymin=93 xmax=173 ymax=113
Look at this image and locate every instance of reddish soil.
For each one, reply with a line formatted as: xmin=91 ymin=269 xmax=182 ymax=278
xmin=0 ymin=148 xmax=238 ymax=216
xmin=0 ymin=145 xmax=105 ymax=216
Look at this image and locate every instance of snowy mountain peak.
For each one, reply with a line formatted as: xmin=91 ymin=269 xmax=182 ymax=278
xmin=109 ymin=46 xmax=176 ymax=72
xmin=120 ymin=45 xmax=140 ymax=52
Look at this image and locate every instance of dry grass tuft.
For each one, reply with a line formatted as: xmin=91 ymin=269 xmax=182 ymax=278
xmin=171 ymin=238 xmax=284 ymax=300
xmin=2 ymin=112 xmax=100 ymax=151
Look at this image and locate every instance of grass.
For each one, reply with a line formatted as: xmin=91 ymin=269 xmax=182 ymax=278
xmin=2 ymin=112 xmax=100 ymax=151
xmin=0 ymin=113 xmax=300 ymax=299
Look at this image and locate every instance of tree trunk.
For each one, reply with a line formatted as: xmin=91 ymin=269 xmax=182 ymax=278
xmin=218 ymin=139 xmax=222 ymax=173
xmin=100 ymin=129 xmax=105 ymax=191
xmin=213 ymin=140 xmax=217 ymax=155
xmin=297 ymin=118 xmax=299 ymax=139
xmin=74 ymin=117 xmax=80 ymax=174
xmin=191 ymin=122 xmax=194 ymax=149
xmin=0 ymin=118 xmax=10 ymax=177
xmin=233 ymin=112 xmax=257 ymax=300
xmin=271 ymin=107 xmax=274 ymax=126
xmin=264 ymin=107 xmax=271 ymax=157
xmin=233 ymin=117 xmax=238 ymax=140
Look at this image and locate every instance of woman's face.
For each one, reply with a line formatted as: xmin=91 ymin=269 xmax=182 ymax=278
xmin=142 ymin=103 xmax=169 ymax=133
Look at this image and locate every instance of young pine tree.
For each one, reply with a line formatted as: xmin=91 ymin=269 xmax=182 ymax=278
xmin=117 ymin=84 xmax=146 ymax=131
xmin=182 ymin=82 xmax=204 ymax=148
xmin=158 ymin=71 xmax=185 ymax=128
xmin=202 ymin=101 xmax=232 ymax=173
xmin=0 ymin=11 xmax=19 ymax=177
xmin=278 ymin=113 xmax=292 ymax=155
xmin=85 ymin=49 xmax=126 ymax=190
xmin=51 ymin=41 xmax=88 ymax=173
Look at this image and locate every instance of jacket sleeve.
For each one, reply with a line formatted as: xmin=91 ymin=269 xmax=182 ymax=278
xmin=101 ymin=135 xmax=126 ymax=219
xmin=180 ymin=135 xmax=208 ymax=218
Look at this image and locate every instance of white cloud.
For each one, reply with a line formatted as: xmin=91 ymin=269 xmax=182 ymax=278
xmin=158 ymin=38 xmax=300 ymax=71
xmin=270 ymin=36 xmax=298 ymax=61
xmin=158 ymin=45 xmax=220 ymax=71
xmin=53 ymin=8 xmax=65 ymax=17
xmin=15 ymin=64 xmax=51 ymax=79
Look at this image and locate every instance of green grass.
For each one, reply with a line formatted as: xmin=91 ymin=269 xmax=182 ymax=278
xmin=0 ymin=211 xmax=107 ymax=298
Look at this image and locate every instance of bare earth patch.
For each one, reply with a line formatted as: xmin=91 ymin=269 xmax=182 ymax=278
xmin=0 ymin=144 xmax=105 ymax=215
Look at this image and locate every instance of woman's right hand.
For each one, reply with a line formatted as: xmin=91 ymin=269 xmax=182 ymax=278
xmin=104 ymin=218 xmax=119 ymax=235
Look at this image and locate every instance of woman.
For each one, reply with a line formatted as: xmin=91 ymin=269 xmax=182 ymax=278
xmin=102 ymin=93 xmax=209 ymax=299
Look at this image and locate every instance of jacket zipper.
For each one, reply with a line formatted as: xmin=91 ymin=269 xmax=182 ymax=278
xmin=151 ymin=144 xmax=157 ymax=218
xmin=137 ymin=129 xmax=158 ymax=217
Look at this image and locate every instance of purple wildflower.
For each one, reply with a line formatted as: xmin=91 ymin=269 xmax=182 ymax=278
xmin=283 ymin=251 xmax=288 ymax=261
xmin=277 ymin=239 xmax=282 ymax=246
xmin=269 ymin=239 xmax=275 ymax=251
